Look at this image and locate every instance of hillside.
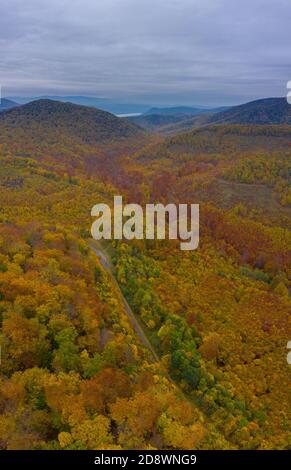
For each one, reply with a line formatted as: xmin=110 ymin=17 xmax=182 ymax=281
xmin=128 ymin=106 xmax=228 ymax=133
xmin=0 ymin=98 xmax=18 ymax=112
xmin=0 ymin=99 xmax=145 ymax=144
xmin=127 ymin=113 xmax=191 ymax=131
xmin=148 ymin=112 xmax=213 ymax=135
xmin=0 ymin=99 xmax=150 ymax=176
xmin=0 ymin=113 xmax=215 ymax=451
xmin=0 ymin=99 xmax=290 ymax=450
xmin=7 ymin=95 xmax=151 ymax=115
xmin=129 ymin=124 xmax=291 ymax=226
xmin=153 ymin=98 xmax=291 ymax=135
xmin=165 ymin=98 xmax=291 ymax=133
xmin=144 ymin=106 xmax=211 ymax=115
xmin=113 ymin=122 xmax=291 ymax=450
xmin=206 ymin=98 xmax=291 ymax=125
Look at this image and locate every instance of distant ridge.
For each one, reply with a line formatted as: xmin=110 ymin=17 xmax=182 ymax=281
xmin=7 ymin=96 xmax=151 ymax=115
xmin=146 ymin=98 xmax=291 ymax=135
xmin=144 ymin=106 xmax=212 ymax=116
xmin=128 ymin=106 xmax=229 ymax=131
xmin=127 ymin=113 xmax=191 ymax=131
xmin=205 ymin=97 xmax=291 ymax=125
xmin=141 ymin=99 xmax=290 ymax=126
xmin=0 ymin=98 xmax=18 ymax=112
xmin=0 ymin=99 xmax=145 ymax=144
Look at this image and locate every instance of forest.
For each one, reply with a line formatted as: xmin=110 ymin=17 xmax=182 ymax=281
xmin=0 ymin=100 xmax=290 ymax=450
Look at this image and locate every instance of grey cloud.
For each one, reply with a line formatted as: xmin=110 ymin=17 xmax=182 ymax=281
xmin=0 ymin=0 xmax=290 ymax=105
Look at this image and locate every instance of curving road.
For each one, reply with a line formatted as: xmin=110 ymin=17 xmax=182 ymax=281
xmin=88 ymin=240 xmax=159 ymax=363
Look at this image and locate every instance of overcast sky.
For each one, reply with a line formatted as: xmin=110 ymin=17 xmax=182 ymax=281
xmin=0 ymin=0 xmax=290 ymax=105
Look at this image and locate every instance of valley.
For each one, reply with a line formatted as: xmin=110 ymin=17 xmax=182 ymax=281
xmin=0 ymin=98 xmax=290 ymax=450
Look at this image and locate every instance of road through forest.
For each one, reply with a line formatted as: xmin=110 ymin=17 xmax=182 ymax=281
xmin=88 ymin=240 xmax=160 ymax=363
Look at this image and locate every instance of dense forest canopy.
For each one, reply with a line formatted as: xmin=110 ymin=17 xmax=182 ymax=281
xmin=0 ymin=99 xmax=290 ymax=450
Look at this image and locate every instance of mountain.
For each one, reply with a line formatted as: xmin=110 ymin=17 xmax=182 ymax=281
xmin=0 ymin=95 xmax=290 ymax=450
xmin=205 ymin=97 xmax=291 ymax=125
xmin=151 ymin=98 xmax=291 ymax=135
xmin=144 ymin=105 xmax=229 ymax=115
xmin=0 ymin=99 xmax=145 ymax=145
xmin=131 ymin=123 xmax=291 ymax=223
xmin=126 ymin=113 xmax=192 ymax=131
xmin=127 ymin=110 xmax=216 ymax=133
xmin=7 ymin=97 xmax=230 ymax=117
xmin=168 ymin=97 xmax=291 ymax=131
xmin=7 ymin=96 xmax=151 ymax=115
xmin=144 ymin=106 xmax=210 ymax=116
xmin=153 ymin=112 xmax=216 ymax=135
xmin=0 ymin=99 xmax=149 ymax=177
xmin=0 ymin=98 xmax=18 ymax=112
xmin=128 ymin=106 xmax=230 ymax=133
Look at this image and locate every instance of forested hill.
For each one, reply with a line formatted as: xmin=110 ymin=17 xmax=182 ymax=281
xmin=0 ymin=97 xmax=290 ymax=449
xmin=205 ymin=98 xmax=291 ymax=125
xmin=0 ymin=98 xmax=18 ymax=112
xmin=170 ymin=98 xmax=291 ymax=132
xmin=127 ymin=98 xmax=291 ymax=135
xmin=129 ymin=124 xmax=291 ymax=226
xmin=0 ymin=99 xmax=146 ymax=145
